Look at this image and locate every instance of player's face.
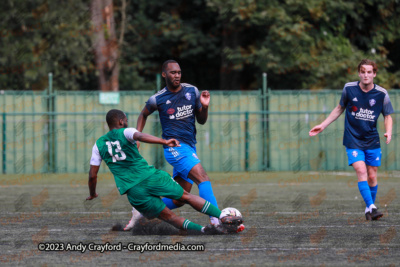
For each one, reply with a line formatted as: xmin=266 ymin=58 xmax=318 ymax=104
xmin=358 ymin=65 xmax=376 ymax=86
xmin=163 ymin=63 xmax=181 ymax=89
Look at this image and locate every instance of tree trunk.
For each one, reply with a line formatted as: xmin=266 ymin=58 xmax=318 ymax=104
xmin=91 ymin=0 xmax=119 ymax=91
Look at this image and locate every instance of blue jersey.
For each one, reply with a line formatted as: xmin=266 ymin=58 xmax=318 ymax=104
xmin=146 ymin=83 xmax=202 ymax=147
xmin=339 ymin=81 xmax=393 ymax=150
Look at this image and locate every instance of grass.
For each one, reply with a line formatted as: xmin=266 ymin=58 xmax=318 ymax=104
xmin=0 ymin=171 xmax=399 ymax=266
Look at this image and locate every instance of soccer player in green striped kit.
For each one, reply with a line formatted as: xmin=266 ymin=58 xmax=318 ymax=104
xmin=86 ymin=109 xmax=241 ymax=233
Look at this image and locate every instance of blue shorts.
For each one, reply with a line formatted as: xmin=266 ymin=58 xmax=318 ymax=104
xmin=164 ymin=143 xmax=201 ymax=185
xmin=345 ymin=147 xmax=382 ymax=167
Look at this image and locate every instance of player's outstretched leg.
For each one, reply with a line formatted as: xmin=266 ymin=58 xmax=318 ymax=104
xmin=157 ymin=206 xmax=229 ymax=234
xmin=179 ymin=191 xmax=221 ymax=218
xmin=157 ymin=207 xmax=204 ymax=232
xmin=178 ymin=191 xmax=244 ymax=233
xmin=160 ymin=164 xmax=220 ymax=225
xmin=125 ymin=197 xmax=184 ymax=231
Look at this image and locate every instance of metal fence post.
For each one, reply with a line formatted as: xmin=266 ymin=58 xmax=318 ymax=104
xmin=262 ymin=73 xmax=269 ymax=171
xmin=48 ymin=72 xmax=55 ymax=173
xmin=245 ymin=112 xmax=249 ymax=171
xmin=2 ymin=113 xmax=6 ymax=174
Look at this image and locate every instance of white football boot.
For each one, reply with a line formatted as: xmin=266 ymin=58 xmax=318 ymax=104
xmin=124 ymin=208 xmax=144 ymax=231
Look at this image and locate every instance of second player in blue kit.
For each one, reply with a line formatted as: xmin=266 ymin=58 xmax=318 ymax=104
xmin=310 ymin=59 xmax=393 ymax=221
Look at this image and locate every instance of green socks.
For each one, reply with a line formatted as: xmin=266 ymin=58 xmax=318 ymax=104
xmin=181 ymin=201 xmax=223 ymax=232
xmin=201 ymin=201 xmax=222 ymax=218
xmin=182 ymin=219 xmax=203 ymax=232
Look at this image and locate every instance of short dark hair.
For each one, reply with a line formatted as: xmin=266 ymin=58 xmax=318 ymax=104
xmin=106 ymin=109 xmax=126 ymax=127
xmin=162 ymin=60 xmax=178 ymax=73
xmin=358 ymin=59 xmax=378 ymax=73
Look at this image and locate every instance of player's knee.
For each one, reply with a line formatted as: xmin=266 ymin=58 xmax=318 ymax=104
xmin=189 ymin=164 xmax=210 ymax=184
xmin=172 ymin=199 xmax=185 ymax=207
xmin=158 ymin=209 xmax=175 ymax=222
xmin=194 ymin=175 xmax=210 ymax=184
xmin=179 ymin=191 xmax=192 ymax=203
xmin=202 ymin=175 xmax=210 ymax=181
xmin=368 ymin=175 xmax=377 ymax=182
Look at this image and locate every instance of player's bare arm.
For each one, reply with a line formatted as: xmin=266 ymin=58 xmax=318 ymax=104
xmin=86 ymin=165 xmax=100 ymax=200
xmin=133 ymin=131 xmax=180 ymax=147
xmin=137 ymin=106 xmax=151 ymax=132
xmin=136 ymin=106 xmax=152 ymax=149
xmin=384 ymin=114 xmax=393 ymax=144
xmin=309 ymin=104 xmax=345 ymax=136
xmin=196 ymin=90 xmax=210 ymax=125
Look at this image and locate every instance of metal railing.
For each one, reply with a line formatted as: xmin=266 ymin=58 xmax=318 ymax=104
xmin=1 ymin=76 xmax=398 ymax=173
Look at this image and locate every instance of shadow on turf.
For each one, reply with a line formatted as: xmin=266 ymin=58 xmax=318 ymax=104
xmin=111 ymin=218 xmax=203 ymax=235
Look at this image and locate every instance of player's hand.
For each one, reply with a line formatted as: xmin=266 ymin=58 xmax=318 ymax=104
xmin=86 ymin=193 xmax=98 ymax=200
xmin=309 ymin=125 xmax=324 ymax=136
xmin=384 ymin=133 xmax=392 ymax=144
xmin=200 ymin=90 xmax=210 ymax=108
xmin=165 ymin=139 xmax=180 ymax=147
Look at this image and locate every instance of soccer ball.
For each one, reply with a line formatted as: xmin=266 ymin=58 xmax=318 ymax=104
xmin=219 ymin=207 xmax=244 ymax=233
xmin=219 ymin=207 xmax=242 ymax=219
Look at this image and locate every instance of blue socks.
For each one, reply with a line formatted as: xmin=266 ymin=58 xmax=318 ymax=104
xmin=358 ymin=181 xmax=373 ymax=208
xmin=370 ymin=184 xmax=378 ymax=204
xmin=198 ymin=181 xmax=219 ymax=217
xmin=162 ymin=197 xmax=178 ymax=210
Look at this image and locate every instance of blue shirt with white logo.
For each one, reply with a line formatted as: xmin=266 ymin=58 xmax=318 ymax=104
xmin=145 ymin=83 xmax=202 ymax=147
xmin=339 ymin=81 xmax=393 ymax=150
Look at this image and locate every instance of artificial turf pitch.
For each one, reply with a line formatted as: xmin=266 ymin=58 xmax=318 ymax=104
xmin=0 ymin=171 xmax=399 ymax=266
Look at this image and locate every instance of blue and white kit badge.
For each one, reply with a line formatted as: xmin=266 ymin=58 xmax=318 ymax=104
xmin=185 ymin=93 xmax=191 ymax=100
xmin=369 ymin=99 xmax=376 ymax=107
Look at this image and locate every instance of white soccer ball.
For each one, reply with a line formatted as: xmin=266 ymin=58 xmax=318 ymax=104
xmin=218 ymin=207 xmax=244 ymax=233
xmin=219 ymin=207 xmax=242 ymax=220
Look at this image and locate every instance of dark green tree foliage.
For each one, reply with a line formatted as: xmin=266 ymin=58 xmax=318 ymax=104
xmin=206 ymin=0 xmax=400 ymax=89
xmin=1 ymin=0 xmax=399 ymax=90
xmin=119 ymin=0 xmax=221 ymax=90
xmin=0 ymin=0 xmax=96 ymax=90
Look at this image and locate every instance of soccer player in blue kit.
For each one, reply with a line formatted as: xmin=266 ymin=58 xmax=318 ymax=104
xmin=309 ymin=59 xmax=393 ymax=221
xmin=124 ymin=60 xmax=244 ymax=231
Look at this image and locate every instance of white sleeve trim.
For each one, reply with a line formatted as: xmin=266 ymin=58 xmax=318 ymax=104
xmin=90 ymin=143 xmax=102 ymax=166
xmin=124 ymin=128 xmax=139 ymax=144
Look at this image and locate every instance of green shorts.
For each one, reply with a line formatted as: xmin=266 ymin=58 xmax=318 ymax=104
xmin=126 ymin=169 xmax=184 ymax=219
